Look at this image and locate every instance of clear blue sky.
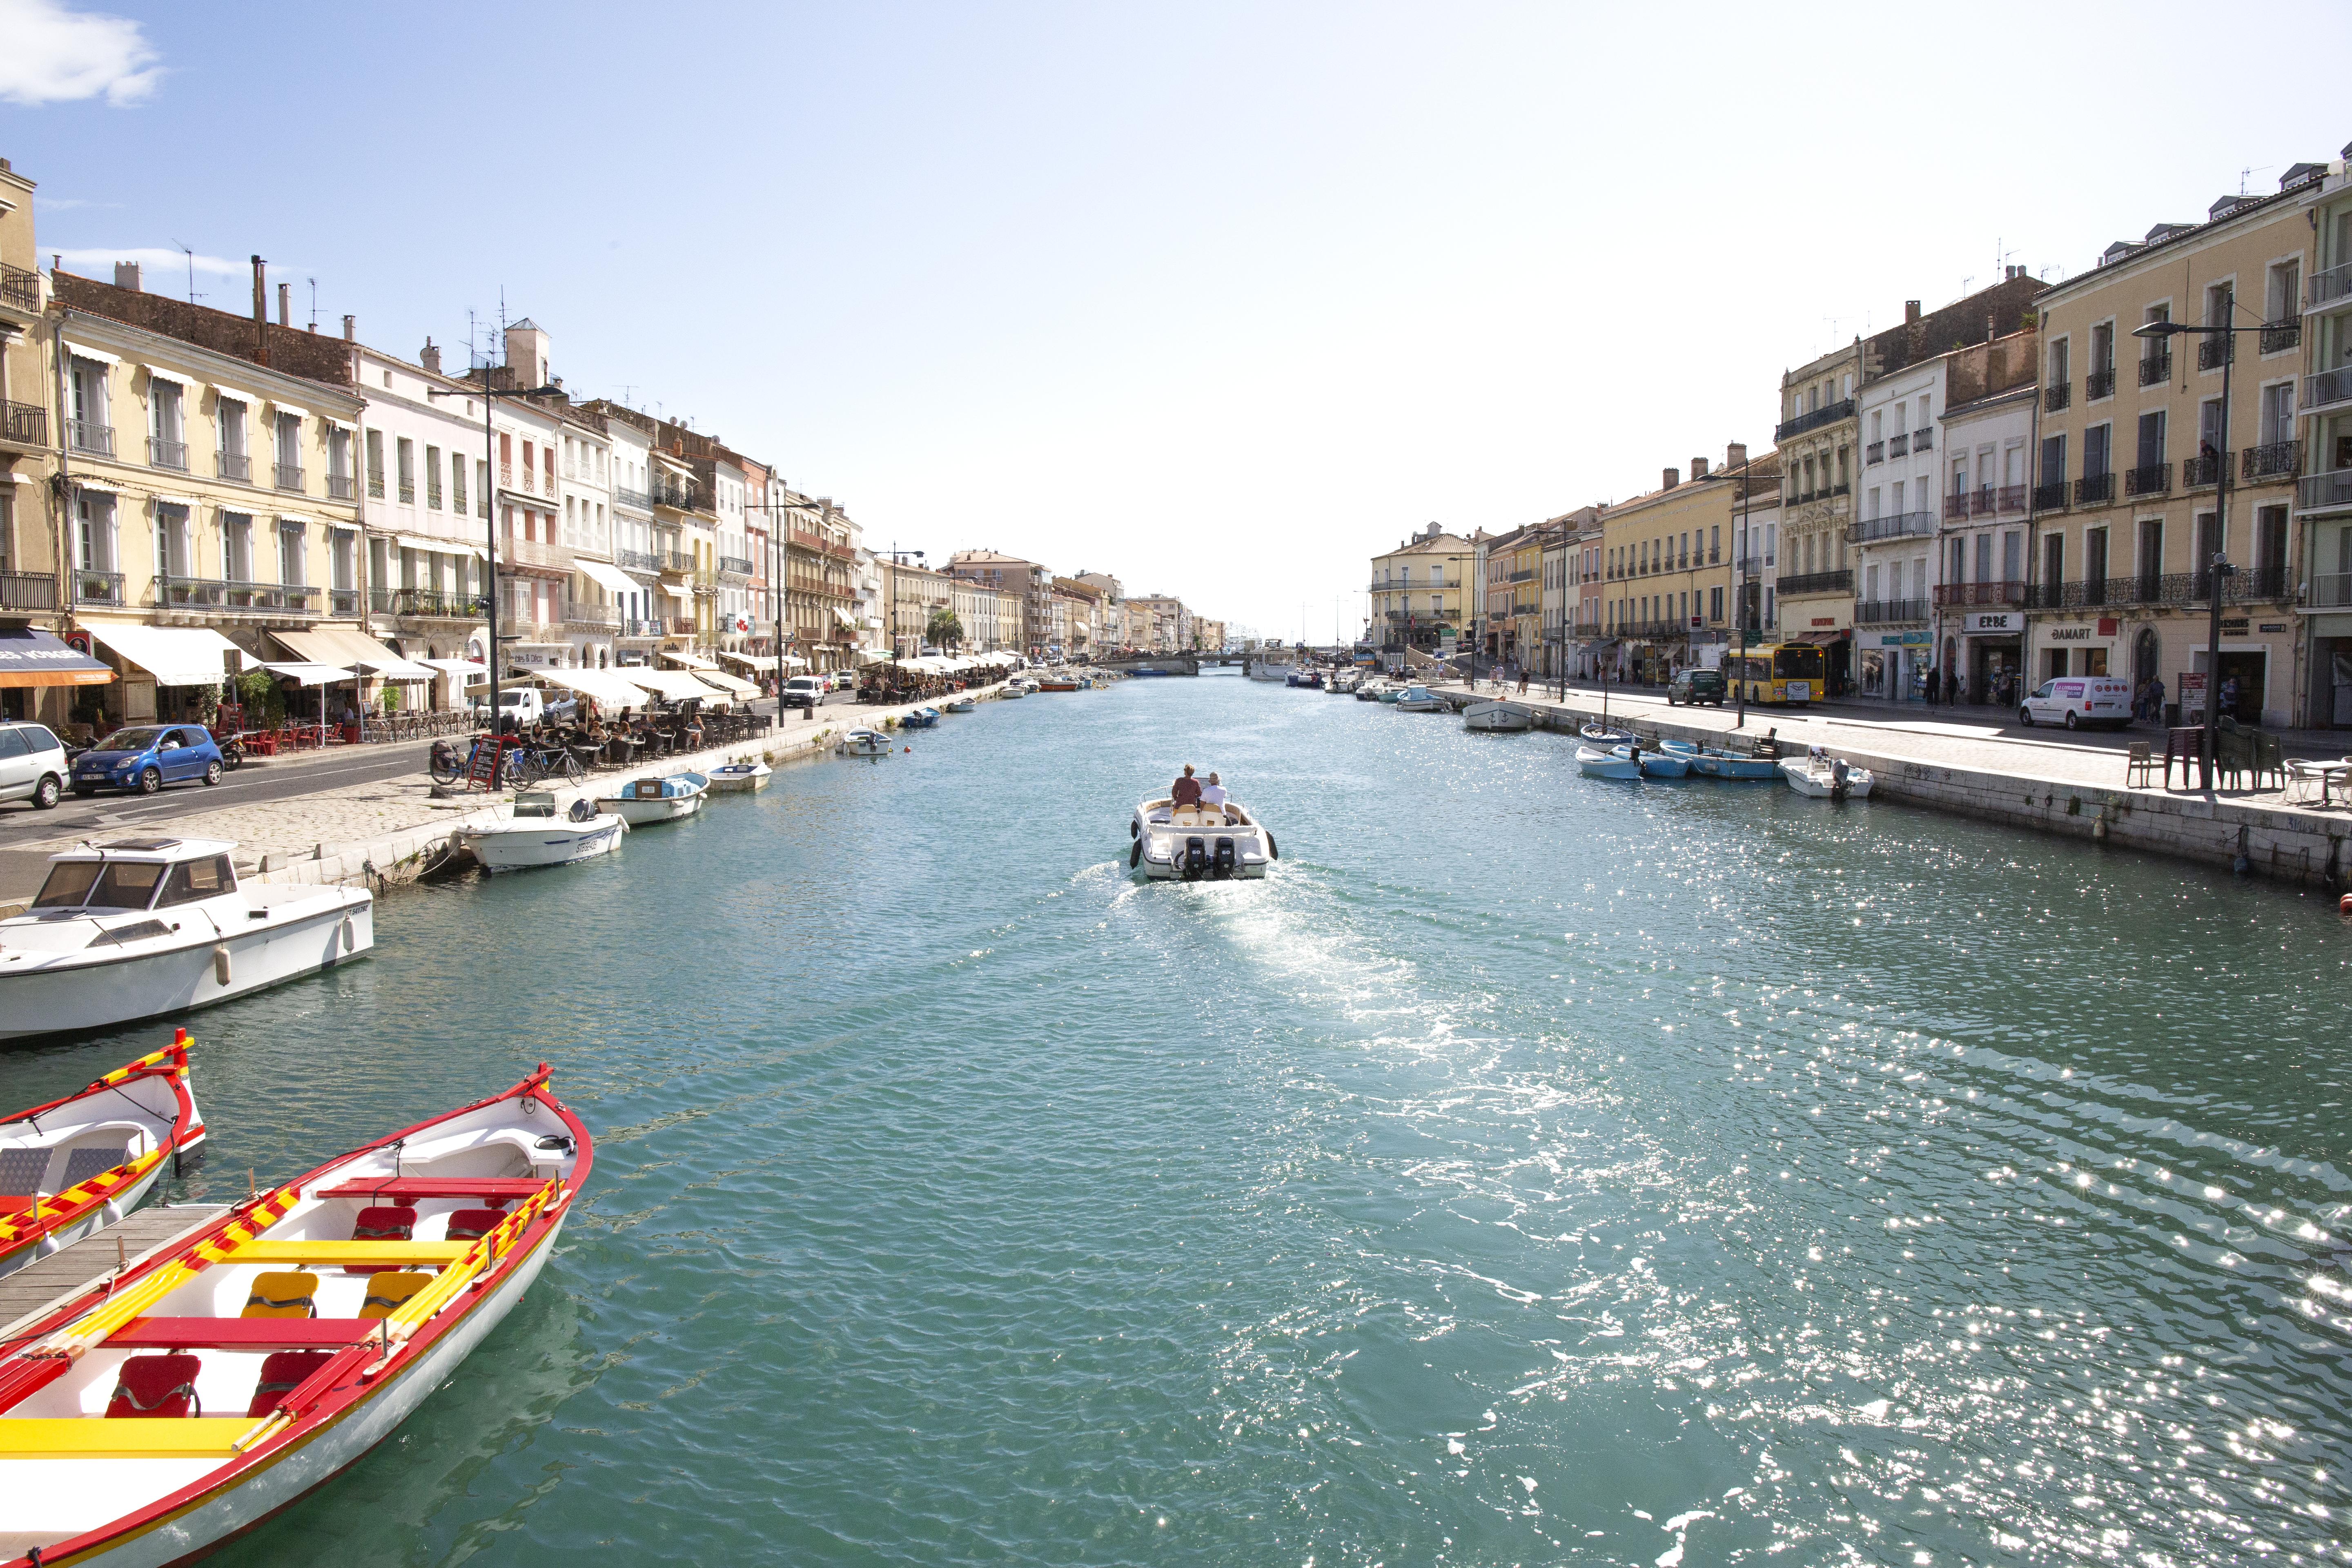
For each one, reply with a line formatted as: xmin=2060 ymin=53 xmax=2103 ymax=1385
xmin=5 ymin=0 xmax=2348 ymax=641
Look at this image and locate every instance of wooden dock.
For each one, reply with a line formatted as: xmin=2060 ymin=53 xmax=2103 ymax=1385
xmin=0 ymin=1204 xmax=229 ymax=1341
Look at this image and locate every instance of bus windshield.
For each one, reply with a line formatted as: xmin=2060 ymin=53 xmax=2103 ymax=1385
xmin=1773 ymin=646 xmax=1825 ymax=682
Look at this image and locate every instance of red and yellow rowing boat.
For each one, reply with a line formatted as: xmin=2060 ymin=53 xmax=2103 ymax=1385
xmin=0 ymin=1037 xmax=204 ymax=1281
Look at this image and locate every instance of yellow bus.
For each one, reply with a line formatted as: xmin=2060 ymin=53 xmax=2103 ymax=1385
xmin=1728 ymin=642 xmax=1825 ymax=705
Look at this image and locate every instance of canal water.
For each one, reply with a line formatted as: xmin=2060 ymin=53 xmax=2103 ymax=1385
xmin=7 ymin=671 xmax=2351 ymax=1565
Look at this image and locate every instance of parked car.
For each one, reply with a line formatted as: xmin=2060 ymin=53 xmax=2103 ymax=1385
xmin=829 ymin=670 xmax=855 ymax=691
xmin=2019 ymin=676 xmax=2132 ymax=730
xmin=0 ymin=719 xmax=69 ymax=810
xmin=782 ymin=675 xmax=829 ymax=707
xmin=71 ymin=724 xmax=226 ymax=797
xmin=1666 ymin=668 xmax=1728 ymax=706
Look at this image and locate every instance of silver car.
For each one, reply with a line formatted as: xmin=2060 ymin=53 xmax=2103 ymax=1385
xmin=0 ymin=720 xmax=69 ymax=810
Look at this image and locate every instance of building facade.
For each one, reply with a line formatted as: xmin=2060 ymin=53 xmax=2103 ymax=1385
xmin=2297 ymin=151 xmax=2352 ymax=727
xmin=1369 ymin=525 xmax=1475 ymax=658
xmin=1600 ymin=453 xmax=1742 ymax=683
xmin=1923 ymin=328 xmax=2038 ymax=703
xmin=0 ymin=154 xmax=60 ymax=723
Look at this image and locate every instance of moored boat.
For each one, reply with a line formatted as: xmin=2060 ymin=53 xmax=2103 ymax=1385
xmin=1392 ymin=685 xmax=1448 ymax=713
xmin=1575 ymin=745 xmax=1642 ymax=780
xmin=1619 ymin=744 xmax=1690 ymax=778
xmin=837 ymin=729 xmax=895 ymax=758
xmin=1661 ymin=739 xmax=1780 ymax=780
xmin=453 ymin=793 xmax=626 ymax=871
xmin=999 ymin=684 xmax=1026 ymax=699
xmin=1129 ymin=796 xmax=1276 ymax=880
xmin=0 ymin=838 xmax=374 ymax=1042
xmin=705 ymin=761 xmax=773 ymax=793
xmin=1781 ymin=754 xmax=1875 ymax=798
xmin=595 ymin=771 xmax=708 ymax=823
xmin=902 ymin=707 xmax=941 ymax=728
xmin=0 ymin=1036 xmax=205 ymax=1279
xmin=1462 ymin=699 xmax=1536 ymax=733
xmin=1036 ymin=679 xmax=1080 ymax=693
xmin=1580 ymin=723 xmax=1638 ymax=746
xmin=0 ymin=1065 xmax=590 ymax=1564
xmin=944 ymin=698 xmax=976 ymax=713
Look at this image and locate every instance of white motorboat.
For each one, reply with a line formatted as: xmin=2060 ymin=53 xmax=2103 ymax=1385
xmin=594 ymin=771 xmax=708 ymax=824
xmin=1129 ymin=797 xmax=1276 ymax=880
xmin=0 ymin=1037 xmax=206 ymax=1278
xmin=453 ymin=793 xmax=626 ymax=873
xmin=837 ymin=729 xmax=895 ymax=758
xmin=1462 ymin=699 xmax=1536 ymax=733
xmin=1781 ymin=754 xmax=1875 ymax=798
xmin=706 ymin=761 xmax=773 ymax=793
xmin=1393 ymin=685 xmax=1449 ymax=713
xmin=1000 ymin=684 xmax=1026 ymax=699
xmin=0 ymin=838 xmax=373 ymax=1042
xmin=1576 ymin=745 xmax=1642 ymax=780
xmin=944 ymin=698 xmax=976 ymax=714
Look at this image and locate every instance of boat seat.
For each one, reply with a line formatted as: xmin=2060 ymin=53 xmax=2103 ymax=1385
xmin=316 ymin=1178 xmax=542 ymax=1202
xmin=108 ymin=1353 xmax=202 ymax=1419
xmin=247 ymin=1350 xmax=336 ymax=1419
xmin=443 ymin=1207 xmax=508 ymax=1243
xmin=0 ymin=1147 xmax=49 ymax=1194
xmin=243 ymin=1273 xmax=319 ymax=1319
xmin=347 ymin=1204 xmax=419 ymax=1275
xmin=360 ymin=1272 xmax=434 ymax=1320
xmin=58 ymin=1143 xmax=132 ymax=1189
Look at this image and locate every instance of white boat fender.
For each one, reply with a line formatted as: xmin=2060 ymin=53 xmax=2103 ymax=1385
xmin=213 ymin=943 xmax=231 ymax=986
xmin=341 ymin=915 xmax=356 ymax=953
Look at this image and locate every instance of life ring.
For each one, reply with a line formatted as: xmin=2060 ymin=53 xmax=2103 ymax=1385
xmin=1129 ymin=840 xmax=1142 ymax=870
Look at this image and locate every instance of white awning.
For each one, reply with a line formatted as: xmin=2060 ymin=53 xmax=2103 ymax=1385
xmin=855 ymin=646 xmax=891 ymax=664
xmin=64 ymin=341 xmax=120 ymax=365
xmin=417 ymin=657 xmax=487 ymax=679
xmin=625 ymin=668 xmax=718 ymax=703
xmin=258 ymin=661 xmax=354 ymax=686
xmin=276 ymin=513 xmax=314 ymax=527
xmin=271 ymin=626 xmax=419 ymax=673
xmin=533 ymin=668 xmax=659 ymax=710
xmin=87 ymin=624 xmax=246 ymax=687
xmin=209 ymin=386 xmax=248 ymax=404
xmin=832 ymin=606 xmax=858 ymax=628
xmin=575 ymin=558 xmax=638 ymax=596
xmin=72 ymin=477 xmax=123 ymax=495
xmin=662 ymin=652 xmax=719 ymax=670
xmin=149 ymin=494 xmax=200 ymax=509
xmin=270 ymin=401 xmax=312 ymax=422
xmin=695 ymin=668 xmax=760 ymax=699
xmin=142 ymin=366 xmax=192 ymax=388
xmin=393 ymin=533 xmax=485 ymax=560
xmin=661 ymin=582 xmax=693 ymax=604
xmin=714 ymin=648 xmax=769 ymax=669
xmin=352 ymin=657 xmax=437 ymax=681
xmin=778 ymin=654 xmax=809 ymax=669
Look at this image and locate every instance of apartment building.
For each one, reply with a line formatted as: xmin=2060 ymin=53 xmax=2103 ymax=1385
xmin=882 ymin=555 xmax=952 ymax=657
xmin=354 ymin=338 xmax=490 ymax=694
xmin=1479 ymin=524 xmax=1529 ymax=664
xmin=0 ymin=153 xmax=56 ymax=695
xmin=1728 ymin=450 xmax=1782 ymax=657
xmin=2030 ymin=167 xmax=2327 ymax=725
xmin=1568 ymin=506 xmax=1604 ymax=674
xmin=2298 ymin=150 xmax=2352 ymax=728
xmin=951 ymin=575 xmax=1002 ymax=652
xmin=1053 ymin=576 xmax=1104 ymax=656
xmin=1599 ymin=450 xmax=1745 ymax=683
xmin=1540 ymin=522 xmax=1569 ymax=678
xmin=596 ymin=408 xmax=663 ymax=663
xmin=1073 ymin=571 xmax=1125 ymax=653
xmin=1369 ymin=524 xmax=1476 ymax=657
xmin=947 ymin=550 xmax=1051 ymax=653
xmin=1922 ymin=327 xmax=2038 ymax=703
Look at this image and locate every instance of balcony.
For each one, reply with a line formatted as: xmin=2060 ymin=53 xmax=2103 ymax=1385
xmin=1855 ymin=599 xmax=1927 ymax=624
xmin=2300 ymin=469 xmax=2352 ymax=512
xmin=1994 ymin=484 xmax=2028 ymax=514
xmin=326 ymin=473 xmax=355 ymax=501
xmin=2196 ymin=336 xmax=2232 ymax=372
xmin=500 ymin=537 xmax=572 ymax=575
xmin=1943 ymin=492 xmax=1972 ymax=521
xmin=2142 ymin=349 xmax=2174 ymax=383
xmin=2027 ymin=570 xmax=2289 ymax=610
xmin=1864 ymin=440 xmax=1884 ymax=464
xmin=650 ymin=478 xmax=704 ymax=511
xmin=2087 ymin=368 xmax=2117 ymax=400
xmin=274 ymin=462 xmax=304 ymax=492
xmin=2076 ymin=472 xmax=2115 ymax=506
xmin=216 ymin=450 xmax=251 ymax=483
xmin=370 ymin=588 xmax=481 ymax=621
xmin=564 ymin=601 xmax=621 ymax=629
xmin=2045 ymin=382 xmax=2071 ymax=413
xmin=397 ymin=481 xmax=415 ymax=503
xmin=72 ymin=569 xmax=125 ymax=605
xmin=1913 ymin=428 xmax=1933 ymax=452
xmin=2312 ymin=263 xmax=2352 ymax=311
xmin=2032 ymin=481 xmax=2069 ymax=512
xmin=668 ymin=616 xmax=697 ymax=635
xmin=2125 ymin=461 xmax=2171 ymax=497
xmin=0 ymin=399 xmax=44 ymax=448
xmin=147 ymin=436 xmax=187 ymax=471
xmin=1831 ymin=481 xmax=1850 ymax=496
xmin=2307 ymin=366 xmax=2352 ymax=410
xmin=660 ymin=550 xmax=696 ymax=574
xmin=616 ymin=618 xmax=666 ymax=640
xmin=1774 ymin=398 xmax=1855 ymax=442
xmin=2183 ymin=452 xmax=2224 ymax=488
xmin=0 ymin=571 xmax=57 ymax=611
xmin=1848 ymin=510 xmax=1934 ymax=544
xmin=367 ymin=474 xmax=386 ymax=499
xmin=2261 ymin=318 xmax=2301 ymax=354
xmin=617 ymin=548 xmax=660 ymax=572
xmin=1777 ymin=568 xmax=1853 ymax=597
xmin=615 ymin=484 xmax=652 ymax=511
xmin=155 ymin=575 xmax=322 ymax=615
xmin=719 ymin=555 xmax=755 ymax=579
xmin=0 ymin=261 xmax=39 ymax=313
xmin=1934 ymin=581 xmax=2025 ymax=608
xmin=2243 ymin=440 xmax=2301 ymax=481
xmin=2312 ymin=572 xmax=2352 ymax=609
xmin=1887 ymin=432 xmax=1909 ymax=459
xmin=67 ymin=419 xmax=113 ymax=457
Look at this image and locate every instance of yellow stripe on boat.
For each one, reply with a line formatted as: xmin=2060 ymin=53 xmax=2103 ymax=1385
xmin=53 ymin=1187 xmax=302 ymax=1350
xmin=385 ymin=1183 xmax=561 ymax=1334
xmin=235 ymin=1242 xmax=472 ymax=1266
xmin=0 ymin=1419 xmax=251 ymax=1458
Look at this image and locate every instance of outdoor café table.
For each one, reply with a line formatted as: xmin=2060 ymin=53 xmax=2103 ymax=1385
xmin=2291 ymin=760 xmax=2352 ymax=806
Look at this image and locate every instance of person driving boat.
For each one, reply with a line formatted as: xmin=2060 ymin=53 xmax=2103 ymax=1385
xmin=1170 ymin=764 xmax=1202 ymax=808
xmin=1199 ymin=772 xmax=1228 ymax=807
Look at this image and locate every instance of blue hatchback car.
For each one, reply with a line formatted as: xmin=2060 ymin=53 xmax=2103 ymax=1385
xmin=71 ymin=724 xmax=226 ymax=797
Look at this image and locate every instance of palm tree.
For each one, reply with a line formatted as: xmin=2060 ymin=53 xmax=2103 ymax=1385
xmin=927 ymin=607 xmax=965 ymax=650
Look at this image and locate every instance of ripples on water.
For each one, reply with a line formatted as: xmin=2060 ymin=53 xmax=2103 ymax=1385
xmin=7 ymin=673 xmax=2352 ymax=1565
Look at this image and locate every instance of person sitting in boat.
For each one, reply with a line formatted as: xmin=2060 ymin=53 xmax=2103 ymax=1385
xmin=1171 ymin=765 xmax=1203 ymax=810
xmin=1199 ymin=771 xmax=1228 ymax=808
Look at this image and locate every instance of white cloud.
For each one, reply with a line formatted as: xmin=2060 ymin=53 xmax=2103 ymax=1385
xmin=33 ymin=196 xmax=122 ymax=211
xmin=55 ymin=246 xmax=243 ymax=278
xmin=0 ymin=0 xmax=162 ymax=108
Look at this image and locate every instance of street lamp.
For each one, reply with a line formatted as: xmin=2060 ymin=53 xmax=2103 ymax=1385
xmin=425 ymin=378 xmax=561 ymax=746
xmin=1734 ymin=448 xmax=1755 ymax=730
xmin=2132 ymin=312 xmax=2260 ymax=786
xmin=746 ymin=490 xmax=840 ymax=717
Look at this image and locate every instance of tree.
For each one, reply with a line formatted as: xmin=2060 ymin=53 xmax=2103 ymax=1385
xmin=927 ymin=607 xmax=965 ymax=650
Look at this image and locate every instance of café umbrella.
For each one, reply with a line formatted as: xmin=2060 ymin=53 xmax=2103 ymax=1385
xmin=259 ymin=661 xmax=356 ymax=746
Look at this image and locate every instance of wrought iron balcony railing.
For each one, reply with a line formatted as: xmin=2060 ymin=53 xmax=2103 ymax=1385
xmin=0 ymin=571 xmax=58 ymax=610
xmin=156 ymin=575 xmax=321 ymax=614
xmin=1933 ymin=580 xmax=2025 ymax=607
xmin=0 ymin=261 xmax=40 ymax=313
xmin=2183 ymin=452 xmax=2224 ymax=488
xmin=274 ymin=462 xmax=304 ymax=492
xmin=1943 ymin=492 xmax=1972 ymax=521
xmin=217 ymin=450 xmax=251 ymax=482
xmin=1865 ymin=440 xmax=1884 ymax=465
xmin=1849 ymin=511 xmax=1934 ymax=543
xmin=2076 ymin=472 xmax=2115 ymax=505
xmin=1773 ymin=398 xmax=1855 ymax=442
xmin=68 ymin=419 xmax=113 ymax=457
xmin=2197 ymin=336 xmax=2234 ymax=371
xmin=1913 ymin=428 xmax=1933 ymax=452
xmin=2024 ymin=570 xmax=2287 ymax=610
xmin=615 ymin=484 xmax=652 ymax=510
xmin=2125 ymin=462 xmax=2171 ymax=497
xmin=2142 ymin=350 xmax=2174 ymax=384
xmin=1777 ymin=568 xmax=1853 ymax=597
xmin=617 ymin=548 xmax=660 ymax=572
xmin=2243 ymin=440 xmax=2301 ymax=481
xmin=73 ymin=569 xmax=125 ymax=604
xmin=1887 ymin=432 xmax=1909 ymax=459
xmin=367 ymin=473 xmax=386 ymax=499
xmin=564 ymin=601 xmax=621 ymax=628
xmin=2031 ymin=481 xmax=2069 ymax=512
xmin=326 ymin=473 xmax=355 ymax=501
xmin=371 ymin=588 xmax=482 ymax=619
xmin=2044 ymin=382 xmax=2071 ymax=413
xmin=719 ymin=555 xmax=755 ymax=578
xmin=2261 ymin=318 xmax=2301 ymax=354
xmin=0 ymin=399 xmax=43 ymax=447
xmin=2087 ymin=368 xmax=2116 ymax=400
xmin=147 ymin=436 xmax=187 ymax=470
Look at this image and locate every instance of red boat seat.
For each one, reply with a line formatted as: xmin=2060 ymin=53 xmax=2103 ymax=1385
xmin=346 ymin=1205 xmax=419 ymax=1276
xmin=316 ymin=1178 xmax=540 ymax=1203
xmin=359 ymin=1272 xmax=432 ymax=1320
xmin=443 ymin=1208 xmax=508 ymax=1243
xmin=246 ymin=1350 xmax=335 ymax=1418
xmin=108 ymin=1354 xmax=202 ymax=1418
xmin=243 ymin=1272 xmax=319 ymax=1319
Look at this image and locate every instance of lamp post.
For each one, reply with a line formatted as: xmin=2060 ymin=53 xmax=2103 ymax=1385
xmin=744 ymin=489 xmax=833 ymax=717
xmin=1735 ymin=449 xmax=1755 ymax=730
xmin=425 ymin=377 xmax=561 ymax=745
xmin=2132 ymin=312 xmax=2260 ymax=786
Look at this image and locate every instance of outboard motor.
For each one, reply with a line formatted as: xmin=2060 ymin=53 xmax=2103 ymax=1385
xmin=1183 ymin=836 xmax=1209 ymax=880
xmin=1213 ymin=837 xmax=1237 ymax=878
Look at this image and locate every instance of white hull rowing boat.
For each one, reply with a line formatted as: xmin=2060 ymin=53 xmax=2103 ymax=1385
xmin=837 ymin=731 xmax=894 ymax=757
xmin=705 ymin=762 xmax=772 ymax=793
xmin=595 ymin=773 xmax=708 ymax=824
xmin=0 ymin=1039 xmax=205 ymax=1279
xmin=1461 ymin=700 xmax=1535 ymax=733
xmin=1576 ymin=745 xmax=1642 ymax=780
xmin=0 ymin=839 xmax=371 ymax=1042
xmin=455 ymin=815 xmax=625 ymax=872
xmin=1780 ymin=757 xmax=1875 ymax=798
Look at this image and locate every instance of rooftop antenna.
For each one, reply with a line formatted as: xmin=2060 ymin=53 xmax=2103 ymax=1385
xmin=2239 ymin=165 xmax=2273 ymax=194
xmin=170 ymin=240 xmax=201 ymax=304
xmin=306 ymin=276 xmax=318 ymax=331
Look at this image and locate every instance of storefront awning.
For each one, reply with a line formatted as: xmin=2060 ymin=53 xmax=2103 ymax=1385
xmin=270 ymin=626 xmax=417 ymax=672
xmin=533 ymin=668 xmax=659 ymax=710
xmin=258 ymin=661 xmax=354 ymax=686
xmin=696 ymin=669 xmax=760 ymax=699
xmin=393 ymin=533 xmax=485 ymax=561
xmin=418 ymin=657 xmax=488 ymax=681
xmin=661 ymin=582 xmax=693 ymax=605
xmin=0 ymin=627 xmax=116 ymax=688
xmin=625 ymin=668 xmax=719 ymax=704
xmin=575 ymin=559 xmax=639 ymax=596
xmin=855 ymin=646 xmax=891 ymax=664
xmin=662 ymin=651 xmax=720 ymax=671
xmin=87 ymin=625 xmax=245 ymax=687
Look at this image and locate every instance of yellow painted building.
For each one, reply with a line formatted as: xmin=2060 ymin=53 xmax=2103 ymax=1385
xmin=1369 ymin=523 xmax=1477 ymax=655
xmin=1599 ymin=448 xmax=1757 ymax=681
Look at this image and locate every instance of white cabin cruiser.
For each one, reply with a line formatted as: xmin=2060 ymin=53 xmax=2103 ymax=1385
xmin=1129 ymin=797 xmax=1277 ymax=881
xmin=1461 ymin=699 xmax=1536 ymax=733
xmin=1781 ymin=753 xmax=1875 ymax=799
xmin=837 ymin=729 xmax=895 ymax=758
xmin=595 ymin=772 xmax=708 ymax=824
xmin=453 ymin=793 xmax=626 ymax=873
xmin=706 ymin=761 xmax=773 ymax=793
xmin=0 ymin=839 xmax=372 ymax=1041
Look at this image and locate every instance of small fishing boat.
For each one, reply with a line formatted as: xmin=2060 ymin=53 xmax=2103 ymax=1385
xmin=1618 ymin=744 xmax=1690 ymax=779
xmin=0 ymin=1065 xmax=588 ymax=1564
xmin=0 ymin=838 xmax=373 ymax=1042
xmin=837 ymin=729 xmax=895 ymax=758
xmin=1660 ymin=739 xmax=1780 ymax=780
xmin=1129 ymin=797 xmax=1276 ymax=880
xmin=1576 ymin=745 xmax=1643 ymax=780
xmin=1462 ymin=699 xmax=1537 ymax=733
xmin=595 ymin=771 xmax=708 ymax=824
xmin=1580 ymin=723 xmax=1638 ymax=746
xmin=0 ymin=1036 xmax=205 ymax=1279
xmin=1354 ymin=680 xmax=1390 ymax=702
xmin=454 ymin=793 xmax=626 ymax=872
xmin=1393 ymin=685 xmax=1448 ymax=713
xmin=944 ymin=698 xmax=976 ymax=714
xmin=1036 ymin=678 xmax=1080 ymax=693
xmin=705 ymin=761 xmax=773 ymax=793
xmin=902 ymin=707 xmax=941 ymax=728
xmin=1781 ymin=754 xmax=1875 ymax=799
xmin=999 ymin=684 xmax=1026 ymax=699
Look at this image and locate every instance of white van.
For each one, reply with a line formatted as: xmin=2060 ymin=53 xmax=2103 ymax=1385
xmin=2019 ymin=676 xmax=2132 ymax=730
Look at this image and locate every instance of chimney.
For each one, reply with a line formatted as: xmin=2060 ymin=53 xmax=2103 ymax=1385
xmin=1691 ymin=456 xmax=1709 ymax=480
xmin=250 ymin=256 xmax=270 ymax=367
xmin=1662 ymin=467 xmax=1680 ymax=490
xmin=420 ymin=337 xmax=442 ymax=375
xmin=1905 ymin=299 xmax=1922 ymax=325
xmin=1725 ymin=441 xmax=1748 ymax=470
xmin=112 ymin=260 xmax=141 ymax=292
xmin=341 ymin=314 xmax=355 ymax=342
xmin=276 ymin=282 xmax=290 ymax=327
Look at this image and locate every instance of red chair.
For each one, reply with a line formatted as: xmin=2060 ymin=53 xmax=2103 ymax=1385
xmin=247 ymin=1350 xmax=334 ymax=1418
xmin=444 ymin=1207 xmax=509 ymax=1243
xmin=108 ymin=1354 xmax=202 ymax=1418
xmin=346 ymin=1203 xmax=419 ymax=1275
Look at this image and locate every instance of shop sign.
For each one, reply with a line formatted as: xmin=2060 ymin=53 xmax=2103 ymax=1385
xmin=1811 ymin=617 xmax=1836 ymax=628
xmin=2259 ymin=623 xmax=2288 ymax=634
xmin=1963 ymin=611 xmax=2022 ymax=634
xmin=1878 ymin=631 xmax=1929 ymax=646
xmin=2220 ymin=618 xmax=2250 ymax=634
xmin=2178 ymin=671 xmax=2207 ymax=721
xmin=2045 ymin=625 xmax=2102 ymax=644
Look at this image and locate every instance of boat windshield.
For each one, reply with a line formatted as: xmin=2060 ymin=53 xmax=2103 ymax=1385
xmin=94 ymin=726 xmax=166 ymax=753
xmin=32 ymin=858 xmax=169 ymax=910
